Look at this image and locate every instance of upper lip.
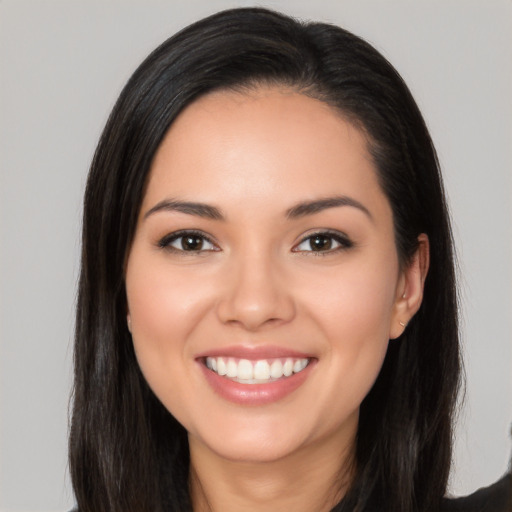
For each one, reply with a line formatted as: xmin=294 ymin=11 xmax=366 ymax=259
xmin=195 ymin=345 xmax=314 ymax=360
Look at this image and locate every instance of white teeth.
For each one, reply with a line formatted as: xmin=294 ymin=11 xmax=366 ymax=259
xmin=293 ymin=359 xmax=303 ymax=373
xmin=253 ymin=360 xmax=270 ymax=380
xmin=283 ymin=359 xmax=293 ymax=377
xmin=226 ymin=359 xmax=238 ymax=378
xmin=237 ymin=359 xmax=253 ymax=380
xmin=205 ymin=356 xmax=310 ymax=383
xmin=217 ymin=357 xmax=227 ymax=376
xmin=270 ymin=360 xmax=283 ymax=379
xmin=293 ymin=358 xmax=308 ymax=372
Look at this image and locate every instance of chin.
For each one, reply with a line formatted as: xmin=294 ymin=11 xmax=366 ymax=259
xmin=208 ymin=437 xmax=303 ymax=464
xmin=189 ymin=415 xmax=311 ymax=464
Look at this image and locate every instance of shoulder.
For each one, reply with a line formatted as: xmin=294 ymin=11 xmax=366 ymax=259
xmin=440 ymin=473 xmax=512 ymax=512
xmin=67 ymin=475 xmax=511 ymax=512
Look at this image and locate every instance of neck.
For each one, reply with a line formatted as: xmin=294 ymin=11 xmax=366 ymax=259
xmin=188 ymin=427 xmax=356 ymax=512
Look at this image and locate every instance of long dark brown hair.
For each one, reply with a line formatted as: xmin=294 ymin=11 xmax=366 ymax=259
xmin=70 ymin=7 xmax=461 ymax=512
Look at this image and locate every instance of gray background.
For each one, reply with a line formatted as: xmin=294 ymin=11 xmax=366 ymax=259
xmin=0 ymin=1 xmax=510 ymax=510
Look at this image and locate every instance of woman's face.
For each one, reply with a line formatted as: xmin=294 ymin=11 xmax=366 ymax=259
xmin=125 ymin=87 xmax=415 ymax=464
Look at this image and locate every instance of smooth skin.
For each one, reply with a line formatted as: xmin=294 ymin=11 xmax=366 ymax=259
xmin=125 ymin=87 xmax=429 ymax=512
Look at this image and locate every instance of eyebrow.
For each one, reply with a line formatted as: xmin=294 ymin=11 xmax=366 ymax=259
xmin=143 ymin=195 xmax=372 ymax=222
xmin=286 ymin=196 xmax=373 ymax=220
xmin=143 ymin=199 xmax=224 ymax=220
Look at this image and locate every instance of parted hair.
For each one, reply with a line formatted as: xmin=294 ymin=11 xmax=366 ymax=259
xmin=69 ymin=7 xmax=461 ymax=512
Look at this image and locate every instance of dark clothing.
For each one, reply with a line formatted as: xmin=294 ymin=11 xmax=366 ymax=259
xmin=69 ymin=472 xmax=511 ymax=511
xmin=440 ymin=473 xmax=511 ymax=511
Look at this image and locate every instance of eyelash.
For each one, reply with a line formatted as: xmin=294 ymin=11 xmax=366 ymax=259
xmin=157 ymin=229 xmax=353 ymax=255
xmin=157 ymin=230 xmax=219 ymax=254
xmin=293 ymin=230 xmax=353 ymax=255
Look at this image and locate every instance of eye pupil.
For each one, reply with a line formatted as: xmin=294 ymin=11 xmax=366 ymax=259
xmin=182 ymin=235 xmax=203 ymax=251
xmin=311 ymin=235 xmax=332 ymax=251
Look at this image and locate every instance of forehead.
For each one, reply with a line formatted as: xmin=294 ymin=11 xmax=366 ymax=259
xmin=155 ymin=87 xmax=369 ymax=165
xmin=145 ymin=87 xmax=385 ymax=216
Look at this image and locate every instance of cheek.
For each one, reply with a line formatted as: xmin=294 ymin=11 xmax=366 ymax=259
xmin=125 ymin=256 xmax=216 ymax=404
xmin=302 ymin=257 xmax=399 ymax=343
xmin=127 ymin=257 xmax=215 ymax=345
xmin=297 ymin=258 xmax=398 ymax=413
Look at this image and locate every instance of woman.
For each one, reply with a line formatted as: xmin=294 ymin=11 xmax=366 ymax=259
xmin=69 ymin=7 xmax=511 ymax=512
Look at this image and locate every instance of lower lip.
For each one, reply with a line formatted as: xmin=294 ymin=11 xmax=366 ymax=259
xmin=199 ymin=361 xmax=315 ymax=406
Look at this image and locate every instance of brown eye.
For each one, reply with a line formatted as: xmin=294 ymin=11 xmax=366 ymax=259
xmin=180 ymin=235 xmax=205 ymax=251
xmin=159 ymin=231 xmax=217 ymax=252
xmin=294 ymin=231 xmax=353 ymax=253
xmin=309 ymin=234 xmax=333 ymax=251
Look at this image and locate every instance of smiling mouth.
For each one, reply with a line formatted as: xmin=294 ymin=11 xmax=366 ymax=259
xmin=204 ymin=356 xmax=311 ymax=384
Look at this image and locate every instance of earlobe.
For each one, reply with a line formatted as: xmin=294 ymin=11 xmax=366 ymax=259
xmin=127 ymin=314 xmax=132 ymax=333
xmin=389 ymin=234 xmax=430 ymax=339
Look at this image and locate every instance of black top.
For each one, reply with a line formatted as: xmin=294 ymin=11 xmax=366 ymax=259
xmin=440 ymin=473 xmax=511 ymax=512
xmin=69 ymin=472 xmax=511 ymax=511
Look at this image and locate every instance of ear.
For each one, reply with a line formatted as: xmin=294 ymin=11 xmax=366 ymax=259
xmin=389 ymin=234 xmax=429 ymax=339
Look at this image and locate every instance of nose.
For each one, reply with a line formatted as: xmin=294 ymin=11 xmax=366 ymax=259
xmin=216 ymin=252 xmax=296 ymax=331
